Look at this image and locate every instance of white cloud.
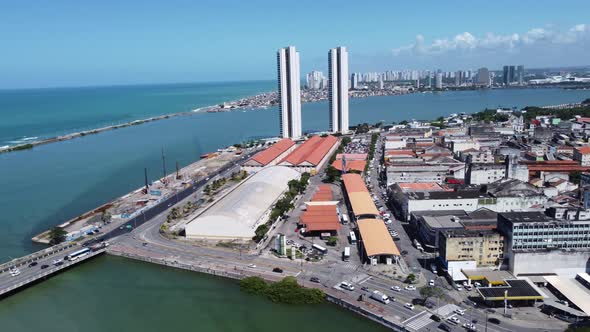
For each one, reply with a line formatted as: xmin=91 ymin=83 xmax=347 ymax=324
xmin=392 ymin=24 xmax=590 ymax=57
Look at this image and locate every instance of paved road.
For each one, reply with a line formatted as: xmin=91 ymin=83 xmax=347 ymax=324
xmin=0 ymin=150 xmax=257 ymax=296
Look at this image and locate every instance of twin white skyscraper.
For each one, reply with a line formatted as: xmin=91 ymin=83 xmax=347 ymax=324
xmin=277 ymin=46 xmax=349 ymax=138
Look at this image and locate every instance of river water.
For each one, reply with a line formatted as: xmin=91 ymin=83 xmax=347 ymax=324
xmin=0 ymin=83 xmax=588 ymax=331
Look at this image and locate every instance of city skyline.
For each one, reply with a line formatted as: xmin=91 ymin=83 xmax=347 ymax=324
xmin=1 ymin=1 xmax=589 ymax=89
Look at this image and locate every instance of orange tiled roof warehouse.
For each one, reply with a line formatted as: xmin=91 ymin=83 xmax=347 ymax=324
xmin=281 ymin=135 xmax=338 ymax=166
xmin=248 ymin=138 xmax=294 ymax=166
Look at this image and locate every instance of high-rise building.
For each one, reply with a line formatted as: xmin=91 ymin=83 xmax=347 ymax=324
xmin=517 ymin=65 xmax=524 ymax=85
xmin=454 ymin=70 xmax=463 ymax=86
xmin=351 ymin=72 xmax=359 ymax=90
xmin=476 ymin=67 xmax=490 ymax=86
xmin=503 ymin=65 xmax=510 ymax=85
xmin=435 ymin=73 xmax=443 ymax=89
xmin=509 ymin=66 xmax=516 ymax=84
xmin=328 ymin=46 xmax=349 ymax=134
xmin=306 ymin=71 xmax=325 ymax=90
xmin=277 ymin=46 xmax=302 ymax=138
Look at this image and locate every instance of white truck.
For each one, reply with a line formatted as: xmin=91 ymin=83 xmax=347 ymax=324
xmin=370 ymin=290 xmax=390 ymax=304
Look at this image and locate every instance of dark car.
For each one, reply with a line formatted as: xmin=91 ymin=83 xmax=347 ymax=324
xmin=430 ymin=314 xmax=441 ymax=322
xmin=28 ymin=261 xmax=38 ymax=267
xmin=40 ymin=264 xmax=49 ymax=269
xmin=438 ymin=323 xmax=452 ymax=332
xmin=310 ymin=277 xmax=320 ymax=283
xmin=401 ymin=250 xmax=408 ymax=256
xmin=55 ymin=261 xmax=64 ymax=266
xmin=272 ymin=267 xmax=283 ymax=273
xmin=488 ymin=317 xmax=501 ymax=325
xmin=361 ymin=286 xmax=369 ymax=292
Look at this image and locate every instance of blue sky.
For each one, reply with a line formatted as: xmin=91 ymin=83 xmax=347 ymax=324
xmin=1 ymin=0 xmax=589 ymax=88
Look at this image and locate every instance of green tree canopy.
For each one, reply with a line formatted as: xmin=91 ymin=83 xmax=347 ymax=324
xmin=419 ymin=286 xmax=444 ymax=303
xmin=49 ymin=227 xmax=67 ymax=245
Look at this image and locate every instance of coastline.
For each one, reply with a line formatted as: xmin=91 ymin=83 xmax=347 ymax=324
xmin=0 ymin=84 xmax=582 ymax=155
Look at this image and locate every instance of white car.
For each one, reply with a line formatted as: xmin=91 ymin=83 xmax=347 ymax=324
xmin=404 ymin=303 xmax=415 ymax=310
xmin=391 ymin=286 xmax=401 ymax=292
xmin=382 ymin=213 xmax=391 ymax=218
xmin=405 ymin=285 xmax=416 ymax=291
xmin=447 ymin=316 xmax=460 ymax=324
xmin=429 ymin=280 xmax=435 ymax=286
xmin=463 ymin=323 xmax=477 ymax=331
xmin=455 ymin=308 xmax=466 ymax=315
xmin=340 ymin=282 xmax=355 ymax=291
xmin=247 ymin=264 xmax=256 ymax=268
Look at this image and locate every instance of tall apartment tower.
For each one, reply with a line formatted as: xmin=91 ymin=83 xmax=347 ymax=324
xmin=277 ymin=46 xmax=302 ymax=138
xmin=435 ymin=72 xmax=443 ymax=89
xmin=328 ymin=46 xmax=349 ymax=133
xmin=517 ymin=65 xmax=525 ymax=85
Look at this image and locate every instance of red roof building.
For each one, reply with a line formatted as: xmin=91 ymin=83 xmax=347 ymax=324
xmin=243 ymin=139 xmax=295 ymax=168
xmin=312 ymin=185 xmax=334 ymax=201
xmin=331 ymin=159 xmax=367 ymax=173
xmin=279 ymin=135 xmax=339 ymax=173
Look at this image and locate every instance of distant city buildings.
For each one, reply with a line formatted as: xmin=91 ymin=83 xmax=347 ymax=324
xmin=435 ymin=72 xmax=443 ymax=89
xmin=351 ymin=72 xmax=359 ymax=90
xmin=476 ymin=67 xmax=491 ymax=86
xmin=503 ymin=65 xmax=524 ymax=85
xmin=277 ymin=46 xmax=302 ymax=138
xmin=328 ymin=46 xmax=349 ymax=134
xmin=306 ymin=71 xmax=326 ymax=90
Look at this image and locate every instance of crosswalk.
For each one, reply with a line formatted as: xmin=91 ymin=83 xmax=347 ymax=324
xmin=436 ymin=303 xmax=460 ymax=318
xmin=403 ymin=311 xmax=432 ymax=331
xmin=340 ymin=262 xmax=358 ymax=271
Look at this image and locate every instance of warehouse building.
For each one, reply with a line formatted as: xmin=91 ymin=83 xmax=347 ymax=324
xmin=278 ymin=135 xmax=339 ymax=174
xmin=185 ymin=166 xmax=300 ymax=241
xmin=341 ymin=173 xmax=379 ymax=220
xmin=242 ymin=138 xmax=295 ymax=172
xmin=357 ymin=218 xmax=400 ymax=265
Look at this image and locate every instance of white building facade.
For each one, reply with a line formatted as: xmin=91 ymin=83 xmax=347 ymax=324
xmin=277 ymin=46 xmax=302 ymax=138
xmin=328 ymin=46 xmax=349 ymax=134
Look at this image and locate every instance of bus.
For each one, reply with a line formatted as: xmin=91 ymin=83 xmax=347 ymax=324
xmin=349 ymin=231 xmax=357 ymax=244
xmin=65 ymin=248 xmax=91 ymax=261
xmin=312 ymin=244 xmax=328 ymax=254
xmin=342 ymin=247 xmax=351 ymax=262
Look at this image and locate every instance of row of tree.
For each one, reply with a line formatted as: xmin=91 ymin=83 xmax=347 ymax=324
xmin=253 ymin=173 xmax=311 ymax=242
xmin=240 ymin=276 xmax=325 ymax=304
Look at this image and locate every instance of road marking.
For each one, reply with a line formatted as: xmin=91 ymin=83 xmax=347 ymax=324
xmin=402 ymin=310 xmax=427 ymax=324
xmin=358 ymin=276 xmax=372 ymax=284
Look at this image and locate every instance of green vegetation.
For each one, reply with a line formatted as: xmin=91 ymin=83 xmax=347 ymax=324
xmin=240 ymin=276 xmax=325 ymax=304
xmin=11 ymin=143 xmax=34 ymax=151
xmin=49 ymin=227 xmax=67 ymax=244
xmin=566 ymin=327 xmax=590 ymax=332
xmin=364 ymin=133 xmax=379 ymax=172
xmin=326 ymin=236 xmax=338 ymax=246
xmin=419 ymin=286 xmax=444 ymax=303
xmin=253 ymin=173 xmax=310 ymax=242
xmin=521 ymin=103 xmax=590 ymax=121
xmin=230 ymin=170 xmax=248 ymax=181
xmin=324 ymin=165 xmax=341 ymax=183
xmin=352 ymin=123 xmax=371 ymax=134
xmin=100 ymin=211 xmax=112 ymax=223
xmin=253 ymin=224 xmax=269 ymax=242
xmin=471 ymin=109 xmax=511 ymax=123
xmin=571 ymin=171 xmax=582 ymax=185
xmin=405 ymin=273 xmax=417 ymax=284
